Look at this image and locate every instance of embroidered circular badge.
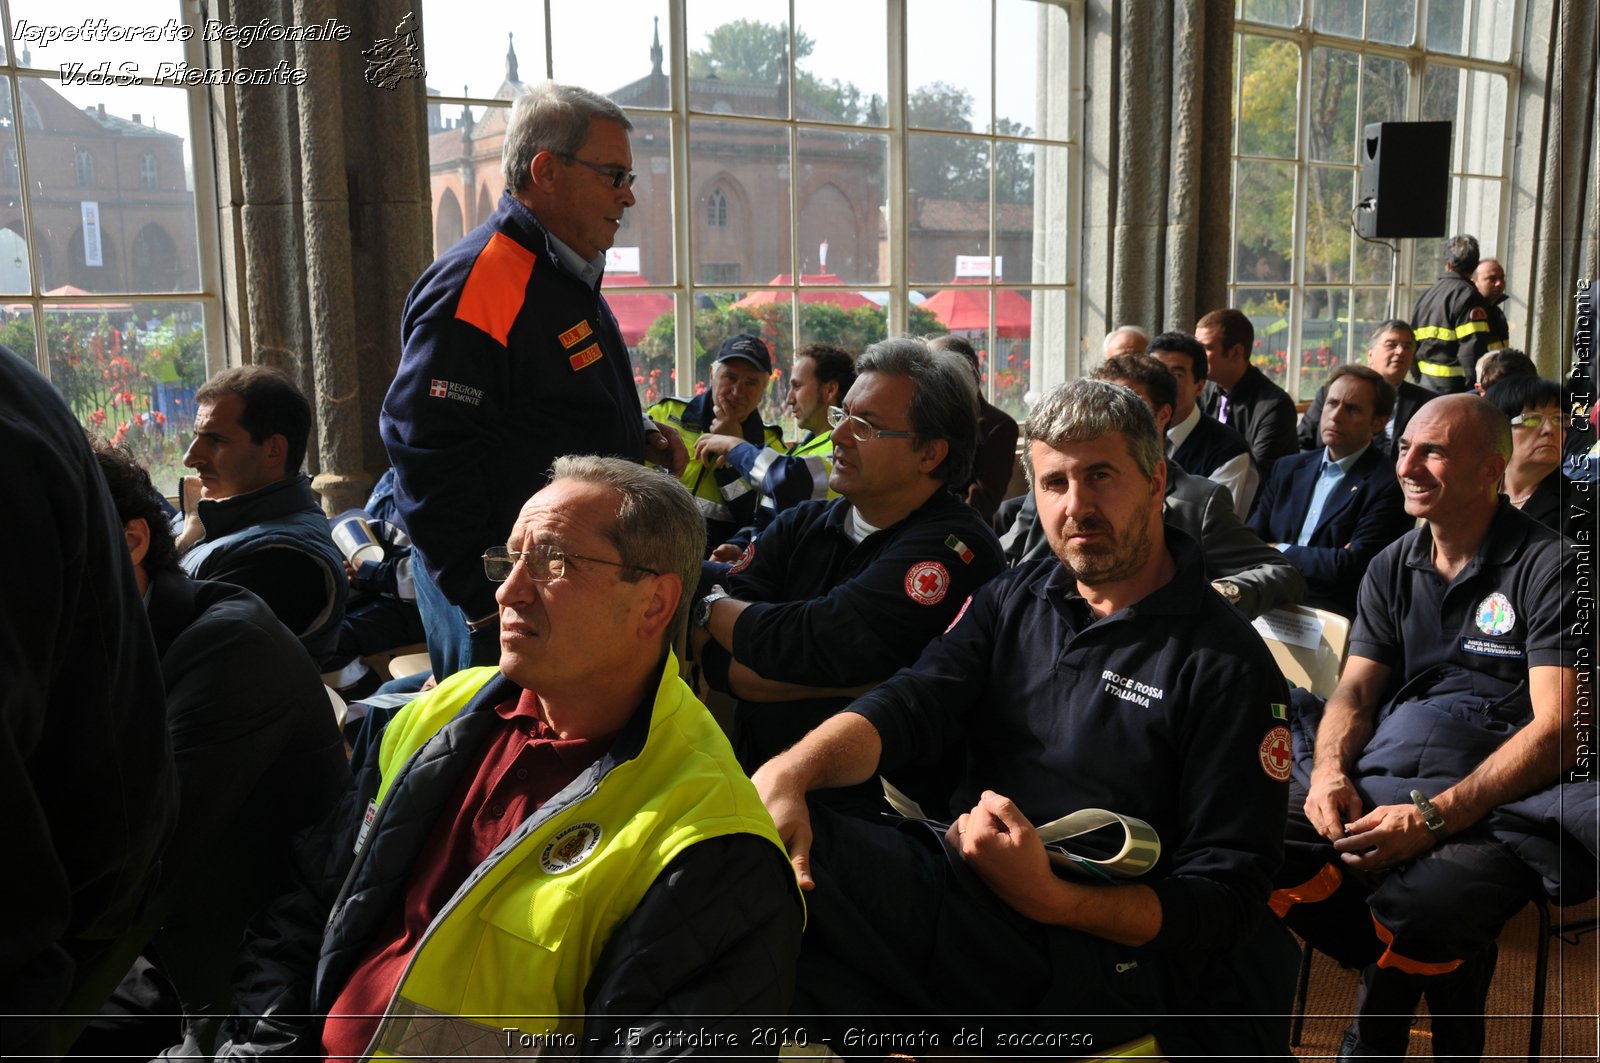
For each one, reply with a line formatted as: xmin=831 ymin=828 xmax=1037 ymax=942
xmin=1259 ymin=726 xmax=1293 ymax=782
xmin=540 ymin=822 xmax=603 ymax=874
xmin=1475 ymin=592 xmax=1516 ymax=636
xmin=904 ymin=560 xmax=950 ymax=605
xmin=729 ymin=542 xmax=756 ymax=574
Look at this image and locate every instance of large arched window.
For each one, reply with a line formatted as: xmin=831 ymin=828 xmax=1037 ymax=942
xmin=140 ymin=152 xmax=158 ymax=190
xmin=707 ymin=188 xmax=728 ymax=229
xmin=74 ymin=148 xmax=95 ymax=187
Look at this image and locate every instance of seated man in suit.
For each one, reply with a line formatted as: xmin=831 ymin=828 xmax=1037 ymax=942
xmin=1197 ymin=307 xmax=1299 ymax=477
xmin=1151 ymin=330 xmax=1259 ymax=518
xmin=997 ymin=353 xmax=1305 ymax=618
xmin=1248 ymin=365 xmax=1412 ymax=618
xmin=1297 ymin=319 xmax=1435 ymax=458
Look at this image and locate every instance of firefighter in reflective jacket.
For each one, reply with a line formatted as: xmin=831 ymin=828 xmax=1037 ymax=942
xmin=1410 ymin=236 xmax=1496 ymax=395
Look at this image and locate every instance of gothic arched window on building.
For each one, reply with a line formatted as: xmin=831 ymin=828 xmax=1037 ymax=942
xmin=75 ymin=148 xmax=95 ymax=187
xmin=707 ymin=188 xmax=728 ymax=229
xmin=140 ymin=152 xmax=158 ymax=190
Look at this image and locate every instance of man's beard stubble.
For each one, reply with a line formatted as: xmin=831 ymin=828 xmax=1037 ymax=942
xmin=1053 ymin=515 xmax=1154 ymax=586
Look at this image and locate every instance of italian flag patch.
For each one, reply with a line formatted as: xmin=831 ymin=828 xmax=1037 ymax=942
xmin=1271 ymin=703 xmax=1288 ymax=720
xmin=945 ymin=534 xmax=974 ymax=564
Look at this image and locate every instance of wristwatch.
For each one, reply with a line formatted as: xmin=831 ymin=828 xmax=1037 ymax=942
xmin=1214 ymin=580 xmax=1242 ymax=606
xmin=1409 ymin=789 xmax=1448 ymax=840
xmin=695 ymin=587 xmax=729 ymax=630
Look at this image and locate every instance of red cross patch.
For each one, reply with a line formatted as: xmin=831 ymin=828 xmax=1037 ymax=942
xmin=904 ymin=560 xmax=950 ymax=606
xmin=1259 ymin=725 xmax=1293 ymax=781
xmin=729 ymin=542 xmax=755 ymax=574
xmin=429 ymin=379 xmax=449 ymax=398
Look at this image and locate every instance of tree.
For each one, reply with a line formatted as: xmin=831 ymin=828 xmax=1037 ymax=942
xmin=907 ymin=83 xmax=1035 ymax=203
xmin=687 ymin=19 xmax=882 ymax=125
xmin=689 ymin=20 xmax=812 ymax=84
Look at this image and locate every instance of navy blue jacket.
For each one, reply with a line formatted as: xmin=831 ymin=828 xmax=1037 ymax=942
xmin=855 ymin=529 xmax=1291 ymax=957
xmin=710 ymin=490 xmax=1004 ymax=770
xmin=382 ymin=191 xmax=645 ymax=619
xmin=1297 ymin=379 xmax=1435 ymax=459
xmin=1247 ymin=445 xmax=1412 ymax=617
xmin=179 ymin=476 xmax=348 ymax=666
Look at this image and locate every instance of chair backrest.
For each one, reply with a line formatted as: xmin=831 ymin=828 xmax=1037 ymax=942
xmin=1252 ymin=605 xmax=1351 ymax=698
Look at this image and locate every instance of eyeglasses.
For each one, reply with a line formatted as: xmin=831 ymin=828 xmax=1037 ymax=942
xmin=482 ymin=544 xmax=658 ymax=583
xmin=827 ymin=406 xmax=915 ymax=441
xmin=1510 ymin=413 xmax=1558 ymax=430
xmin=558 ymin=154 xmax=637 ymax=189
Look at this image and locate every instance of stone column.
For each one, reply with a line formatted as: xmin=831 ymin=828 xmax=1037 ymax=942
xmin=205 ymin=0 xmax=432 ymax=512
xmin=1509 ymin=0 xmax=1598 ymax=371
xmin=1081 ymin=0 xmax=1234 ymax=362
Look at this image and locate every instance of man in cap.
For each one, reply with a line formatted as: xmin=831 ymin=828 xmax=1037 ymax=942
xmin=647 ymin=333 xmax=784 ymax=550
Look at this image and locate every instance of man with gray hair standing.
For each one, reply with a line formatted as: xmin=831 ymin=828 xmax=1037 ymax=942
xmin=754 ymin=378 xmax=1297 ymax=1055
xmin=383 ymin=81 xmax=683 ymax=680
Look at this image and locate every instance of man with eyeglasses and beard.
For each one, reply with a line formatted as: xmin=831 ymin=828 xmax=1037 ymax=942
xmin=383 ymin=81 xmax=685 ymax=684
xmin=690 ymin=337 xmax=1004 ymax=810
xmin=190 ymin=457 xmax=802 ymax=1060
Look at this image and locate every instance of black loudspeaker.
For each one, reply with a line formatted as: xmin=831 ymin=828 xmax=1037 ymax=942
xmin=1356 ymin=121 xmax=1452 ymax=239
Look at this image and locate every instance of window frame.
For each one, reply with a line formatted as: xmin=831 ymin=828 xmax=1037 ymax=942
xmin=1230 ymin=1 xmax=1521 ymax=400
xmin=418 ymin=0 xmax=1083 ymax=412
xmin=0 ymin=1 xmax=227 ymax=384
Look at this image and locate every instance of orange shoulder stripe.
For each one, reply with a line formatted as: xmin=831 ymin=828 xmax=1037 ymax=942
xmin=455 ymin=232 xmax=536 ymax=346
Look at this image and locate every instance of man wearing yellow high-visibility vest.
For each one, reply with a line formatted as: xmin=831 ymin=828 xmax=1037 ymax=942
xmin=195 ymin=457 xmax=802 ymax=1060
xmin=1410 ymin=234 xmax=1498 ymax=395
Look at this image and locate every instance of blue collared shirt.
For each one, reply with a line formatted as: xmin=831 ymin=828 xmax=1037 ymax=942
xmin=1282 ymin=442 xmax=1371 ymax=549
xmin=544 ymin=230 xmax=605 ymax=290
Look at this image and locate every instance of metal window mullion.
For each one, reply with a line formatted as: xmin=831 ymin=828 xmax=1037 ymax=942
xmin=979 ymin=0 xmax=992 ymax=393
xmin=184 ymin=6 xmax=226 ymax=377
xmin=1061 ymin=0 xmax=1084 ymax=384
xmin=6 ymin=71 xmax=46 ymax=377
xmin=669 ymin=1 xmax=695 ymax=395
xmin=886 ymin=0 xmax=907 ymax=338
xmin=785 ymin=0 xmax=800 ymax=357
xmin=1287 ymin=37 xmax=1311 ymax=401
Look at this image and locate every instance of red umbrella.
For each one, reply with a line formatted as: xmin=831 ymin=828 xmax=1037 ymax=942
xmin=603 ymin=274 xmax=674 ymax=346
xmin=921 ymin=283 xmax=1032 ymax=339
xmin=733 ymin=274 xmax=875 ymax=311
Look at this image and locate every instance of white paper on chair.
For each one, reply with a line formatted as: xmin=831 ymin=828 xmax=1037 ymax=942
xmin=1253 ymin=609 xmax=1324 ymax=650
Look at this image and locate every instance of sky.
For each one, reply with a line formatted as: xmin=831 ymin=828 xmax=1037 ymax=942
xmin=6 ymin=0 xmax=1060 ymax=159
